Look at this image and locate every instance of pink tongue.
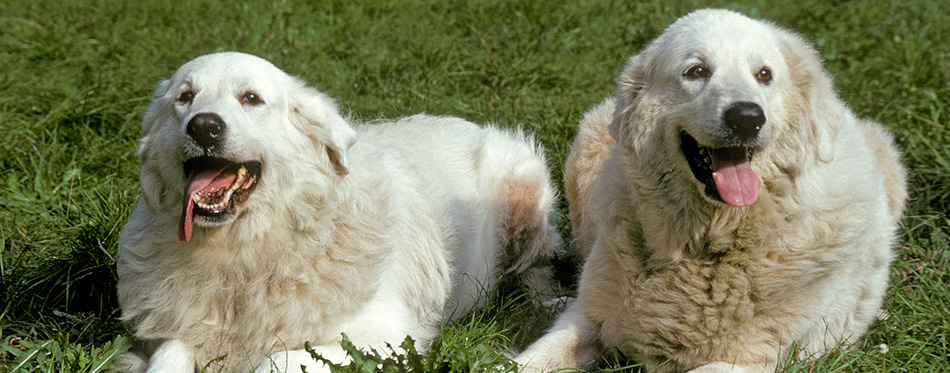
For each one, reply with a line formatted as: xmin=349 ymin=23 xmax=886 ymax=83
xmin=178 ymin=165 xmax=233 ymax=242
xmin=710 ymin=148 xmax=760 ymax=207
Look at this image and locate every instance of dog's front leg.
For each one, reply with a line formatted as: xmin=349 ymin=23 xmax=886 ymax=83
xmin=145 ymin=339 xmax=195 ymax=373
xmin=515 ymin=299 xmax=603 ymax=372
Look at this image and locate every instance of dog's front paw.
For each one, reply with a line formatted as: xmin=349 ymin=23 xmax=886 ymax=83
xmin=688 ymin=361 xmax=772 ymax=373
xmin=144 ymin=340 xmax=194 ymax=373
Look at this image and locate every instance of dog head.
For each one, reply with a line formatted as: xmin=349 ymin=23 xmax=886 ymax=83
xmin=137 ymin=52 xmax=356 ymax=242
xmin=610 ymin=9 xmax=840 ymax=207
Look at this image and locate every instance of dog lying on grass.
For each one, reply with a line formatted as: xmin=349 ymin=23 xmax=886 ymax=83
xmin=116 ymin=52 xmax=560 ymax=372
xmin=517 ymin=9 xmax=906 ymax=373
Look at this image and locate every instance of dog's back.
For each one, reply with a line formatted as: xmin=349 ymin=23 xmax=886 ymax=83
xmin=357 ymin=115 xmax=561 ymax=315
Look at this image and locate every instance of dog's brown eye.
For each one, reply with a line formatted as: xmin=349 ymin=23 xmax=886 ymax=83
xmin=177 ymin=91 xmax=195 ymax=104
xmin=241 ymin=92 xmax=263 ymax=106
xmin=685 ymin=66 xmax=710 ymax=79
xmin=756 ymin=68 xmax=773 ymax=83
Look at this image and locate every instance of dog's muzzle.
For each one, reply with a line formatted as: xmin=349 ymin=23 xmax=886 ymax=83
xmin=176 ymin=112 xmax=264 ymax=242
xmin=680 ymin=102 xmax=765 ymax=207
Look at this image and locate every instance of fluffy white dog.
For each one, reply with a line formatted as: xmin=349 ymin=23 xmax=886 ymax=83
xmin=116 ymin=52 xmax=560 ymax=372
xmin=516 ymin=9 xmax=906 ymax=372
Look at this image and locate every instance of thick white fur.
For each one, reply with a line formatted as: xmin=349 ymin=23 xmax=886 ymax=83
xmin=517 ymin=9 xmax=906 ymax=372
xmin=115 ymin=52 xmax=560 ymax=372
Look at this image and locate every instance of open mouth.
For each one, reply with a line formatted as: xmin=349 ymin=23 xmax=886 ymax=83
xmin=178 ymin=157 xmax=261 ymax=242
xmin=680 ymin=132 xmax=760 ymax=207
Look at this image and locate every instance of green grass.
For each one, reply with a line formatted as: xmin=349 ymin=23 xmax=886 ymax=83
xmin=1 ymin=0 xmax=947 ymax=371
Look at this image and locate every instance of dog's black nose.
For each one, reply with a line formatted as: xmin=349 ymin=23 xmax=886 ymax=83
xmin=187 ymin=113 xmax=226 ymax=149
xmin=724 ymin=102 xmax=765 ymax=141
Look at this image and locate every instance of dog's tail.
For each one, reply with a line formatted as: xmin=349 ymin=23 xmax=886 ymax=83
xmin=476 ymin=127 xmax=562 ymax=277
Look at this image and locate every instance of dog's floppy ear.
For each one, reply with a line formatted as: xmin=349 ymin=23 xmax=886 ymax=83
xmin=609 ymin=52 xmax=650 ymax=144
xmin=138 ymin=79 xmax=175 ymax=212
xmin=782 ymin=32 xmax=842 ymax=163
xmin=141 ymin=79 xmax=172 ymax=136
xmin=290 ymin=85 xmax=357 ymax=176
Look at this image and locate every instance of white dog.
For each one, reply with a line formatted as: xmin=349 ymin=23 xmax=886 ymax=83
xmin=517 ymin=9 xmax=906 ymax=372
xmin=115 ymin=52 xmax=560 ymax=372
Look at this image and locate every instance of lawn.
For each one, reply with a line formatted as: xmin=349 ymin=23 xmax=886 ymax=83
xmin=1 ymin=0 xmax=947 ymax=371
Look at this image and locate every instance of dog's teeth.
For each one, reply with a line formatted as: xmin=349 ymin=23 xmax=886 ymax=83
xmin=196 ymin=200 xmax=227 ymax=211
xmin=191 ymin=168 xmax=250 ymax=212
xmin=219 ymin=170 xmax=244 ymax=205
xmin=221 ymin=189 xmax=235 ymax=205
xmin=227 ymin=167 xmax=247 ymax=194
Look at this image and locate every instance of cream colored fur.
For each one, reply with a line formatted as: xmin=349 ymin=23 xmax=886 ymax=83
xmin=517 ymin=9 xmax=906 ymax=372
xmin=115 ymin=52 xmax=560 ymax=372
